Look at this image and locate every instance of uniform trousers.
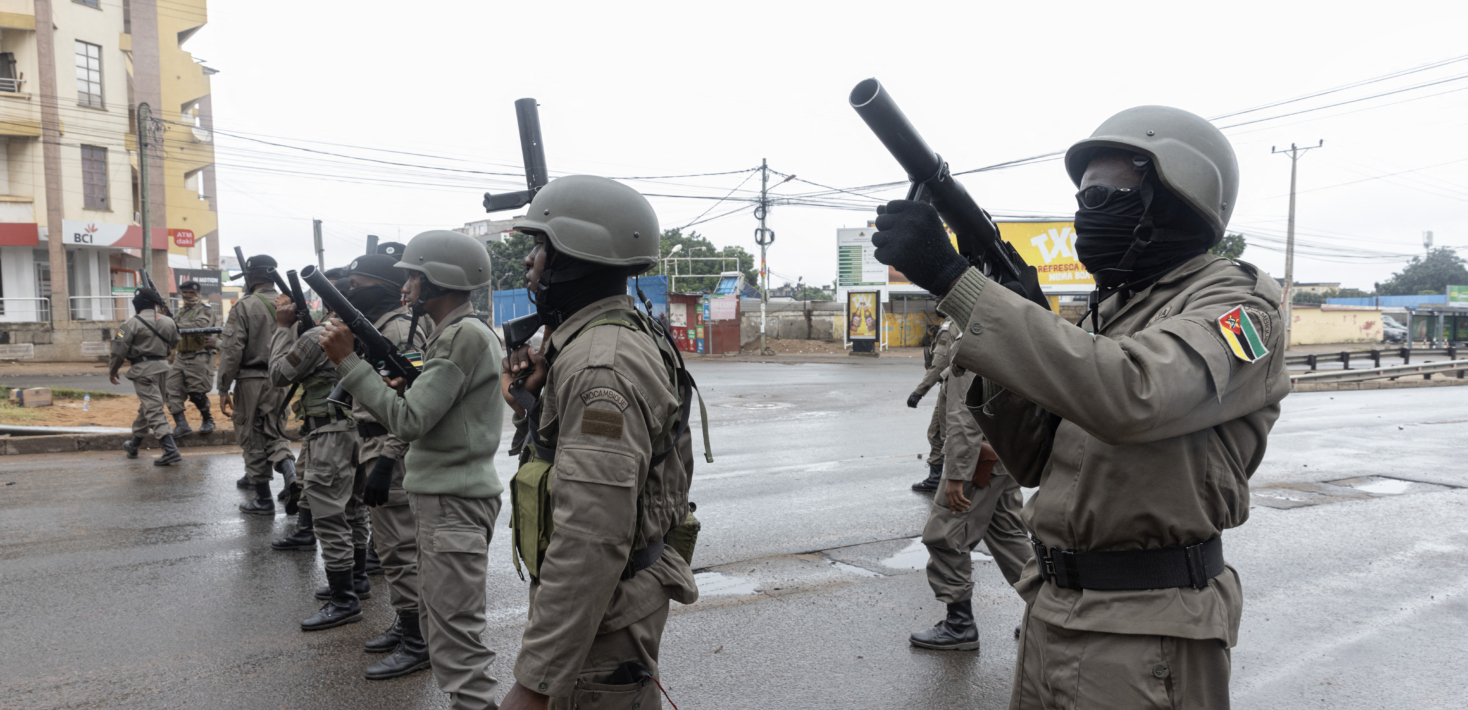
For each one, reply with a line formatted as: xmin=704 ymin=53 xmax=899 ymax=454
xmin=367 ymin=456 xmax=418 ymax=614
xmin=1011 ymin=610 xmax=1232 ymax=710
xmin=550 ymin=604 xmax=669 ymax=710
xmin=127 ymin=362 xmax=172 ymax=440
xmin=232 ymin=377 xmax=292 ymax=484
xmin=926 ymin=384 xmax=947 ymax=468
xmin=922 ymin=473 xmax=1032 ymax=603
xmin=166 ymin=350 xmax=214 ymax=414
xmin=410 ymin=492 xmax=501 ymax=710
xmin=303 ymin=428 xmax=369 ymax=572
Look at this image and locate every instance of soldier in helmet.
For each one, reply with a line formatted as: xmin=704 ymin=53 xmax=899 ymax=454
xmin=498 ymin=175 xmax=700 ymax=710
xmin=218 ymin=255 xmax=296 ymax=514
xmin=872 ymin=107 xmax=1288 ymax=707
xmin=110 ymin=284 xmax=182 ymax=466
xmin=906 ymin=316 xmax=956 ymax=492
xmin=319 ymin=230 xmax=504 ymax=709
xmin=165 ymin=280 xmax=219 ymax=438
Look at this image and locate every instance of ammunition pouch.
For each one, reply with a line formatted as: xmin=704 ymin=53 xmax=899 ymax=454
xmin=509 ymin=454 xmax=554 ymax=580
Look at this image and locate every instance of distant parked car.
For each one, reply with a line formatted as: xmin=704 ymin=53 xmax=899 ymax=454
xmin=1382 ymin=314 xmax=1408 ymax=343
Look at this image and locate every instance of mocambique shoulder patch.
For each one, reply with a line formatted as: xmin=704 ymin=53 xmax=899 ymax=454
xmin=1218 ymin=305 xmax=1269 ymax=363
xmin=580 ymin=387 xmax=629 ymax=411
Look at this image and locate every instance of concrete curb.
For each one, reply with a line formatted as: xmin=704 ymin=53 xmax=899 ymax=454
xmin=1292 ymin=377 xmax=1468 ymax=393
xmin=1 ymin=429 xmax=239 ymax=456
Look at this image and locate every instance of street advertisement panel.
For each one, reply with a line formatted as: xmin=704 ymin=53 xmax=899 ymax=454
xmin=174 ymin=268 xmax=223 ymax=295
xmin=848 ymin=291 xmax=880 ymax=340
xmin=1449 ymin=285 xmax=1468 ymax=305
xmin=837 ymin=228 xmax=886 ymax=287
xmin=839 ymin=221 xmax=1090 ymax=291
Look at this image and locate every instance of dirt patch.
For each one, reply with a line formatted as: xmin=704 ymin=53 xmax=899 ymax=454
xmin=0 ymin=393 xmax=228 ymax=429
xmin=0 ymin=360 xmax=111 ymax=377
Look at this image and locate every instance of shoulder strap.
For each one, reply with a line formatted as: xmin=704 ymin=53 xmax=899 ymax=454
xmin=131 ymin=314 xmax=166 ymax=346
xmin=254 ymin=293 xmax=277 ymax=319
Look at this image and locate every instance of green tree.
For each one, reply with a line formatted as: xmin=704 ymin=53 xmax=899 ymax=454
xmin=487 ymin=231 xmax=536 ymax=292
xmin=658 ymin=228 xmax=760 ymax=294
xmin=794 ymin=284 xmax=834 ymax=301
xmin=1291 ymin=286 xmax=1374 ymax=305
xmin=1209 ymin=232 xmax=1247 ymax=259
xmin=1375 ymin=248 xmax=1468 ymax=296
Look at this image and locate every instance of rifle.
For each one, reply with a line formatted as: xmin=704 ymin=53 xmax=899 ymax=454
xmin=136 ymin=267 xmax=171 ymax=316
xmin=483 ymin=97 xmax=549 ymax=213
xmin=848 ymin=79 xmax=1050 ymax=311
xmin=285 ymin=269 xmax=316 ymax=336
xmin=230 ymin=246 xmax=248 ymax=281
xmin=179 ymin=327 xmax=223 ymax=336
xmin=302 ymin=265 xmax=421 ymax=389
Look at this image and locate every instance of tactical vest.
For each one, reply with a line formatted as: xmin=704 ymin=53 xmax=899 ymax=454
xmin=176 ymin=305 xmax=210 ymax=353
xmin=510 ymin=308 xmax=711 ymax=582
xmin=292 ymin=372 xmax=342 ymax=422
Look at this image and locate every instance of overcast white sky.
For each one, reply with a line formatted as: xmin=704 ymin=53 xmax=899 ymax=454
xmin=190 ymin=0 xmax=1468 ymax=292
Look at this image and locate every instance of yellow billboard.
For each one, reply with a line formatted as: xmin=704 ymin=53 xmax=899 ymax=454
xmin=887 ymin=221 xmax=1092 ymax=290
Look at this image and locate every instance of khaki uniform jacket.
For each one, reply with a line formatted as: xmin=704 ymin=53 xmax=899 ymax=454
xmin=217 ymin=287 xmax=281 ymax=394
xmin=108 ymin=309 xmax=179 ymax=380
xmin=915 ymin=319 xmax=955 ymax=396
xmin=941 ymin=366 xmax=1006 ymax=482
xmin=352 ymin=306 xmax=422 ymax=464
xmin=173 ymin=301 xmax=218 ymax=353
xmin=269 ymin=324 xmax=352 ymax=435
xmin=514 ymin=295 xmax=699 ymax=698
xmin=339 ymin=300 xmax=503 ymax=499
xmin=939 ymin=253 xmax=1289 ymax=646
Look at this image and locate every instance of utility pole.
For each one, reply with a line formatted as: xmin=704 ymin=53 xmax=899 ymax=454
xmin=312 ymin=219 xmax=325 ymax=269
xmin=1272 ymin=140 xmax=1323 ymax=349
xmin=755 ymin=159 xmax=774 ymax=356
xmin=138 ymin=103 xmax=154 ymax=284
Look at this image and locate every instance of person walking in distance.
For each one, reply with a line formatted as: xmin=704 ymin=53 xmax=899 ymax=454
xmin=907 ymin=317 xmax=956 ymax=492
xmin=111 ymin=284 xmax=182 ymax=466
xmin=165 ymin=280 xmax=218 ymax=438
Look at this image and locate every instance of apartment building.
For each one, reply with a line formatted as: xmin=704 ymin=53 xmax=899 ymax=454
xmin=0 ymin=0 xmax=218 ymax=361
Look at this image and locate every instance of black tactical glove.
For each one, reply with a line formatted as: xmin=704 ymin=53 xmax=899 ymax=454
xmin=363 ymin=457 xmax=396 ymax=507
xmin=872 ymin=201 xmax=970 ymax=296
xmin=907 ymin=391 xmax=924 ymax=408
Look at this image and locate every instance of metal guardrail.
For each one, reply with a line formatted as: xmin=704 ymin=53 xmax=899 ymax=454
xmin=68 ymin=295 xmax=129 ymax=322
xmin=0 ymin=297 xmax=50 ymax=322
xmin=1291 ymin=359 xmax=1468 ymax=384
xmin=1285 ymin=347 xmax=1459 ymax=370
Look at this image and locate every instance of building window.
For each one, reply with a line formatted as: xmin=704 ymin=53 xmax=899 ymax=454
xmin=74 ymin=0 xmax=101 ymax=8
xmin=75 ymin=41 xmax=103 ymax=108
xmin=82 ymin=145 xmax=108 ymax=210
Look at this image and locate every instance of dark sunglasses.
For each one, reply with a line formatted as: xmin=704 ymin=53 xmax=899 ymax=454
xmin=1075 ymin=184 xmax=1140 ymax=210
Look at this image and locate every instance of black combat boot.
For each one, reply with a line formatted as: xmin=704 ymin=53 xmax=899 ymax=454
xmin=365 ymin=612 xmax=431 ymax=680
xmin=909 ymin=600 xmax=980 ymax=651
xmin=195 ymin=395 xmax=216 ymax=435
xmin=275 ymin=458 xmax=296 ymax=501
xmin=122 ymin=437 xmax=142 ymax=459
xmin=911 ymin=461 xmax=943 ymax=492
xmin=364 ymin=540 xmax=384 ymax=576
xmin=301 ymin=568 xmax=363 ymax=632
xmin=153 ymin=434 xmax=182 ymax=466
xmin=272 ymin=510 xmax=317 ymax=551
xmin=171 ymin=411 xmax=194 ymax=439
xmin=364 ymin=610 xmax=404 ymax=653
xmin=239 ymin=482 xmax=276 ymax=515
xmin=315 ymin=549 xmax=372 ymax=599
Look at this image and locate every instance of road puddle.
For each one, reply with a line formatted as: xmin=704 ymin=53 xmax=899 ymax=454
xmin=830 ymin=560 xmax=880 ymax=577
xmin=695 ymin=571 xmax=760 ymax=596
xmin=879 ymin=537 xmax=995 ymax=570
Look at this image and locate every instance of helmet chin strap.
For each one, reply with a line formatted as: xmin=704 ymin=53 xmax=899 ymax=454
xmin=406 ymin=279 xmax=451 ymax=351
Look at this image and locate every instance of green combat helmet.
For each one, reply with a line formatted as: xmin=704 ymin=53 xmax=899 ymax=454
xmin=1064 ymin=105 xmax=1238 ymax=247
xmin=514 ymin=174 xmax=660 ymax=273
xmin=394 ymin=230 xmax=492 ymax=291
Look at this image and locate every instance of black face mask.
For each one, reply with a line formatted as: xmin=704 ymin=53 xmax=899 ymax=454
xmin=346 ymin=284 xmax=402 ymax=323
xmin=1075 ymin=181 xmax=1213 ymax=292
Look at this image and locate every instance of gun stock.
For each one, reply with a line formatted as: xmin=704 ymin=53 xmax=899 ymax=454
xmin=135 ymin=268 xmax=172 ymax=316
xmin=849 ymin=79 xmax=1050 ymax=311
xmin=285 ymin=269 xmax=316 ymax=336
xmin=483 ymin=98 xmax=549 ymax=213
xmin=301 ymin=265 xmax=420 ymax=388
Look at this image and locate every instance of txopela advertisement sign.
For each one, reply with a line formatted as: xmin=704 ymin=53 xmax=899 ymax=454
xmin=879 ymin=221 xmax=1094 ymax=290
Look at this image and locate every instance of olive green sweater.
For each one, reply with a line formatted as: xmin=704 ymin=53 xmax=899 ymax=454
xmin=338 ymin=302 xmax=504 ymax=498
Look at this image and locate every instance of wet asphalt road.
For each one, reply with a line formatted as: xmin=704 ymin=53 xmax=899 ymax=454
xmin=1 ymin=358 xmax=1465 ymax=709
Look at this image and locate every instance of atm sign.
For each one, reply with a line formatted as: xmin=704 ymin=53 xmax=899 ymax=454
xmin=171 ymin=229 xmax=195 ymax=247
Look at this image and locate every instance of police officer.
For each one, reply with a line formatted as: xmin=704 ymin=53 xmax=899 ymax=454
xmin=871 ymin=106 xmax=1288 ymax=707
xmin=219 ymin=255 xmax=296 ymax=514
xmin=319 ymin=230 xmax=503 ymax=709
xmin=499 ymin=175 xmax=700 ymax=710
xmin=374 ymin=241 xmax=406 ymax=259
xmin=110 ymin=285 xmax=182 ymax=466
xmin=909 ymin=364 xmax=1031 ymax=651
xmin=268 ymin=285 xmax=374 ymax=632
xmin=906 ymin=316 xmax=955 ymax=492
xmin=166 ymin=280 xmax=218 ymax=438
xmin=336 ymin=254 xmax=432 ymax=680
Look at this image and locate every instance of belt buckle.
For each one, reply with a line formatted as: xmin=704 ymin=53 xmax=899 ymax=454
xmin=1031 ymin=538 xmax=1056 ymax=582
xmin=1184 ymin=542 xmax=1205 ymax=589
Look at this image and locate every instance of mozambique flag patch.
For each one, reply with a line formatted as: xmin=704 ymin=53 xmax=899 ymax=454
xmin=1218 ymin=306 xmax=1269 ymax=363
xmin=402 ymin=351 xmax=424 ymax=369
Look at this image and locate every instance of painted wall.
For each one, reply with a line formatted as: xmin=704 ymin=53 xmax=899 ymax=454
xmin=1291 ymin=305 xmax=1383 ymax=345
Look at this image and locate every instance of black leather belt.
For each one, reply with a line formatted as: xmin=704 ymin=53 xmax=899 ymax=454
xmin=356 ymin=421 xmax=389 ymax=439
xmin=306 ymin=414 xmax=343 ymax=430
xmin=620 ymin=537 xmax=665 ymax=580
xmin=1031 ymin=536 xmax=1225 ymax=591
xmin=129 ymin=355 xmax=159 ymax=364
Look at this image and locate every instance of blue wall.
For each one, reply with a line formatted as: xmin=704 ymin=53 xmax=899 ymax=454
xmin=491 ymin=289 xmax=533 ymax=327
xmin=1326 ymin=295 xmax=1447 ymax=308
xmin=491 ymin=275 xmax=669 ymax=328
